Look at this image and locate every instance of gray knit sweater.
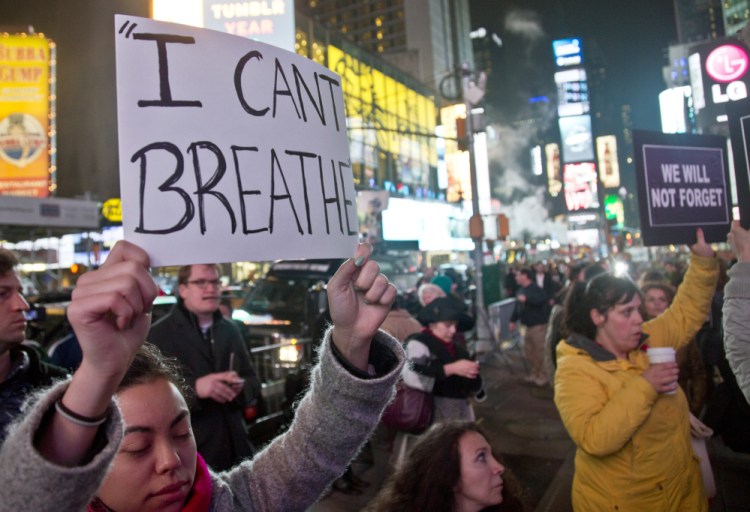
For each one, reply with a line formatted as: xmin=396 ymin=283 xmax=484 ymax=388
xmin=0 ymin=330 xmax=405 ymax=512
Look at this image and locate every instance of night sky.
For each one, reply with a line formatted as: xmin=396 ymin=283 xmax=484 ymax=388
xmin=470 ymin=0 xmax=677 ymax=132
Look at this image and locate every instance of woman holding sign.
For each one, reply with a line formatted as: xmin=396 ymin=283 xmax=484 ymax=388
xmin=0 ymin=240 xmax=404 ymax=512
xmin=553 ymin=229 xmax=718 ymax=511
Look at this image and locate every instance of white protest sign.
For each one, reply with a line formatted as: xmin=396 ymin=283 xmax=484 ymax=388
xmin=115 ymin=15 xmax=358 ymax=267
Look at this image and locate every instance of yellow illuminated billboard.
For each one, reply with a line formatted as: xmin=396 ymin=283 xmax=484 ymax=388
xmin=596 ymin=135 xmax=620 ymax=188
xmin=0 ymin=34 xmax=52 ymax=197
xmin=327 ymin=45 xmax=437 ymax=168
xmin=545 ymin=143 xmax=562 ymax=197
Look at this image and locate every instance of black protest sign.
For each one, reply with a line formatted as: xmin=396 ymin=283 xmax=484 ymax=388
xmin=115 ymin=15 xmax=357 ymax=266
xmin=634 ymin=130 xmax=732 ymax=246
xmin=725 ymin=98 xmax=750 ymax=229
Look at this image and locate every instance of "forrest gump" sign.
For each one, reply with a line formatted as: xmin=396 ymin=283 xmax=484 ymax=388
xmin=115 ymin=15 xmax=357 ymax=266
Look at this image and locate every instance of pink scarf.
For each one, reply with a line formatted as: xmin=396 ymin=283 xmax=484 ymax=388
xmin=87 ymin=452 xmax=213 ymax=512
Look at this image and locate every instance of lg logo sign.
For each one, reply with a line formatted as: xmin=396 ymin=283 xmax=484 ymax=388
xmin=706 ymin=45 xmax=748 ymax=83
xmin=706 ymin=44 xmax=749 ymax=104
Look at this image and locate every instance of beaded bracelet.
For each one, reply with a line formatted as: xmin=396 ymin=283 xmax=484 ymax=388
xmin=54 ymin=399 xmax=110 ymax=428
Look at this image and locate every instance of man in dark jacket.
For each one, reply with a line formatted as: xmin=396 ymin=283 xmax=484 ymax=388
xmin=0 ymin=249 xmax=67 ymax=444
xmin=510 ymin=266 xmax=551 ymax=387
xmin=149 ymin=263 xmax=261 ymax=471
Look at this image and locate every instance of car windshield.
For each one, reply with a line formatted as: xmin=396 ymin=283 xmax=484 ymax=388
xmin=240 ymin=275 xmax=310 ymax=316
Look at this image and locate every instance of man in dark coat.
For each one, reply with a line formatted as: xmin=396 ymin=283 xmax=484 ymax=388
xmin=149 ymin=263 xmax=261 ymax=471
xmin=510 ymin=266 xmax=551 ymax=387
xmin=0 ymin=248 xmax=67 ymax=443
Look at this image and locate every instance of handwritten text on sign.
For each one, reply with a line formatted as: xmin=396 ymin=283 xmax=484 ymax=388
xmin=115 ymin=15 xmax=357 ymax=266
xmin=642 ymin=145 xmax=730 ymax=227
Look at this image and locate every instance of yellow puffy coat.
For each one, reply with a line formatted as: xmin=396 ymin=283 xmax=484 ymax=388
xmin=555 ymin=254 xmax=718 ymax=511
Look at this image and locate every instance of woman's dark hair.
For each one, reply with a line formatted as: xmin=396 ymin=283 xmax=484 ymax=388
xmin=118 ymin=343 xmax=193 ymax=402
xmin=562 ymin=273 xmax=641 ymax=341
xmin=366 ymin=421 xmax=527 ymax=512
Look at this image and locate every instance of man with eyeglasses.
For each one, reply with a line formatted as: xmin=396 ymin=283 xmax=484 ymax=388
xmin=149 ymin=263 xmax=262 ymax=471
xmin=0 ymin=248 xmax=67 ymax=444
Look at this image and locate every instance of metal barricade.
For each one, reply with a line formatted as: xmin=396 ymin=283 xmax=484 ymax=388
xmin=487 ymin=298 xmax=517 ymax=344
xmin=247 ymin=340 xmax=314 ymax=415
xmin=484 ymin=298 xmax=521 ymax=368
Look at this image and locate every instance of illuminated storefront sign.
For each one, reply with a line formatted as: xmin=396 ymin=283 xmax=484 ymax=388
xmin=563 ymin=162 xmax=600 ymax=212
xmin=596 ymin=135 xmax=620 ymax=188
xmin=0 ymin=34 xmax=53 ymax=197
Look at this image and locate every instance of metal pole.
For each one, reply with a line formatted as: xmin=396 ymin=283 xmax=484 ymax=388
xmin=464 ymin=100 xmax=492 ymax=347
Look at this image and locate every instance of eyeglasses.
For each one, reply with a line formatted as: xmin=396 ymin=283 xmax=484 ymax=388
xmin=186 ymin=279 xmax=221 ymax=289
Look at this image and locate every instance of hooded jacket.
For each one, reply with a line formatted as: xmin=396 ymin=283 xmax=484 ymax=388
xmin=554 ymin=253 xmax=718 ymax=511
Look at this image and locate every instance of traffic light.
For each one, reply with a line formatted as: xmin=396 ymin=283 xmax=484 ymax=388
xmin=496 ymin=214 xmax=509 ymax=240
xmin=469 ymin=214 xmax=484 ymax=239
xmin=70 ymin=263 xmax=80 ymax=274
xmin=456 ymin=117 xmax=468 ymax=151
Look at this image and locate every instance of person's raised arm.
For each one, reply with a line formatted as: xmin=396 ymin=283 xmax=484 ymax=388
xmin=36 ymin=241 xmax=158 ymax=466
xmin=327 ymin=243 xmax=397 ymax=372
xmin=725 ymin=220 xmax=750 ymax=404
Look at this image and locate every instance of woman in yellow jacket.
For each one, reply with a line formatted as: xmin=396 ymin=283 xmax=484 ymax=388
xmin=554 ymin=229 xmax=718 ymax=511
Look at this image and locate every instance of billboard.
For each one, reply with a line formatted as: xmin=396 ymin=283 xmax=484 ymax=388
xmin=203 ymin=0 xmax=296 ymax=52
xmin=596 ymin=135 xmax=620 ymax=189
xmin=553 ymin=38 xmax=583 ymax=68
xmin=0 ymin=34 xmax=53 ymax=197
xmin=688 ymin=41 xmax=750 ymax=129
xmin=153 ymin=0 xmax=296 ymax=52
xmin=559 ymin=115 xmax=594 ymax=163
xmin=545 ymin=143 xmax=562 ymax=197
xmin=563 ymin=162 xmax=599 ymax=212
xmin=555 ymin=68 xmax=589 ymax=117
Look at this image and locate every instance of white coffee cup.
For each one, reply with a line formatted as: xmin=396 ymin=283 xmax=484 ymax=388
xmin=647 ymin=347 xmax=677 ymax=394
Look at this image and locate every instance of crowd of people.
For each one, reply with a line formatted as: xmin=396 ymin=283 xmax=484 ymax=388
xmin=1 ymin=221 xmax=749 ymax=511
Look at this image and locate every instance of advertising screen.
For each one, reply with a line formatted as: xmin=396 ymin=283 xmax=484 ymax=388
xmin=553 ymin=38 xmax=583 ymax=67
xmin=555 ymin=68 xmax=589 ymax=117
xmin=559 ymin=115 xmax=594 ymax=163
xmin=153 ymin=0 xmax=296 ymax=52
xmin=203 ymin=0 xmax=296 ymax=52
xmin=596 ymin=135 xmax=620 ymax=188
xmin=563 ymin=162 xmax=600 ymax=212
xmin=545 ymin=143 xmax=562 ymax=197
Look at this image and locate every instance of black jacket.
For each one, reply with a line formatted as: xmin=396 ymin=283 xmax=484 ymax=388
xmin=148 ymin=302 xmax=261 ymax=471
xmin=0 ymin=345 xmax=67 ymax=444
xmin=510 ymin=283 xmax=551 ymax=328
xmin=406 ymin=331 xmax=483 ymax=399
